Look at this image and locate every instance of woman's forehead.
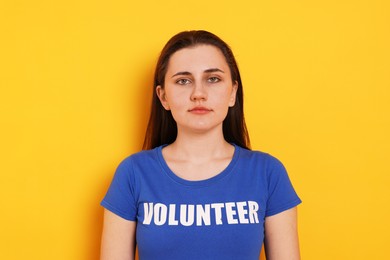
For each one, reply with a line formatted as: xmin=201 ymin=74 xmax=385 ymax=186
xmin=166 ymin=45 xmax=229 ymax=75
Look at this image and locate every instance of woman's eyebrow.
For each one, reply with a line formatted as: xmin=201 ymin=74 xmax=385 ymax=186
xmin=171 ymin=68 xmax=225 ymax=78
xmin=204 ymin=68 xmax=225 ymax=73
xmin=171 ymin=71 xmax=191 ymax=78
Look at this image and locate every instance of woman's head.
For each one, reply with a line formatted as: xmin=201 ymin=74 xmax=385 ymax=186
xmin=143 ymin=30 xmax=250 ymax=149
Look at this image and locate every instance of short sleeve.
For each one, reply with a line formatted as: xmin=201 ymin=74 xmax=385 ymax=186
xmin=100 ymin=157 xmax=137 ymax=221
xmin=265 ymin=155 xmax=301 ymax=217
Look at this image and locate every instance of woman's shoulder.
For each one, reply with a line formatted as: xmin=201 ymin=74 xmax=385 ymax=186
xmin=237 ymin=145 xmax=286 ymax=169
xmin=123 ymin=146 xmax=161 ymax=162
xmin=238 ymin=145 xmax=279 ymax=159
xmin=118 ymin=146 xmax=162 ymax=166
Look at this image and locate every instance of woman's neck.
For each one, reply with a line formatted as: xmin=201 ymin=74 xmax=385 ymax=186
xmin=161 ymin=126 xmax=235 ymax=181
xmin=166 ymin=127 xmax=233 ymax=163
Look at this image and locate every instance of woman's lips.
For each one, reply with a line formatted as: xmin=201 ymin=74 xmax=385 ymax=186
xmin=188 ymin=107 xmax=212 ymax=114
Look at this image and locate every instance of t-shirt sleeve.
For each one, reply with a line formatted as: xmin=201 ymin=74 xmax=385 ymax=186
xmin=265 ymin=155 xmax=302 ymax=217
xmin=100 ymin=157 xmax=137 ymax=221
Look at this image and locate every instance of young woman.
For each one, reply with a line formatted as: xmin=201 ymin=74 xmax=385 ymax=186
xmin=100 ymin=30 xmax=301 ymax=260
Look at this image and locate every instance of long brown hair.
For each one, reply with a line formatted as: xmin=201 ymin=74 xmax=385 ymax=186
xmin=142 ymin=30 xmax=250 ymax=150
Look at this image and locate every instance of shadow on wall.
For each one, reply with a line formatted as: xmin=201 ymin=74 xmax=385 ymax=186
xmin=126 ymin=62 xmax=154 ymax=151
xmin=88 ymin=59 xmax=154 ymax=259
xmin=88 ymin=171 xmax=109 ymax=260
xmin=260 ymin=245 xmax=266 ymax=259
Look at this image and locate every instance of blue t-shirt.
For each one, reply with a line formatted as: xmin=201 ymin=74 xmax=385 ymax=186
xmin=101 ymin=144 xmax=301 ymax=259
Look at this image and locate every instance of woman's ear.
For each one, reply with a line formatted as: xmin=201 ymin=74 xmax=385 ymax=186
xmin=229 ymin=81 xmax=238 ymax=107
xmin=156 ymin=85 xmax=170 ymax=110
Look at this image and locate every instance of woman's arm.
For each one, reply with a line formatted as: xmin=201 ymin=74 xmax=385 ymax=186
xmin=264 ymin=207 xmax=300 ymax=260
xmin=100 ymin=209 xmax=136 ymax=260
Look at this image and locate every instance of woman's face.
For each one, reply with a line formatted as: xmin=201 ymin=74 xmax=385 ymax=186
xmin=157 ymin=44 xmax=237 ymax=134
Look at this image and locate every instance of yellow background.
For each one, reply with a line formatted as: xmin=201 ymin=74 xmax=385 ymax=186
xmin=1 ymin=0 xmax=389 ymax=259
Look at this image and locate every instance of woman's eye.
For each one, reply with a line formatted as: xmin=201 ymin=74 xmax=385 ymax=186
xmin=176 ymin=79 xmax=191 ymax=85
xmin=208 ymin=77 xmax=220 ymax=83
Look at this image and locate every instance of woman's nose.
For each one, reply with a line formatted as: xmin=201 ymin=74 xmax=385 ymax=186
xmin=190 ymin=82 xmax=207 ymax=101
